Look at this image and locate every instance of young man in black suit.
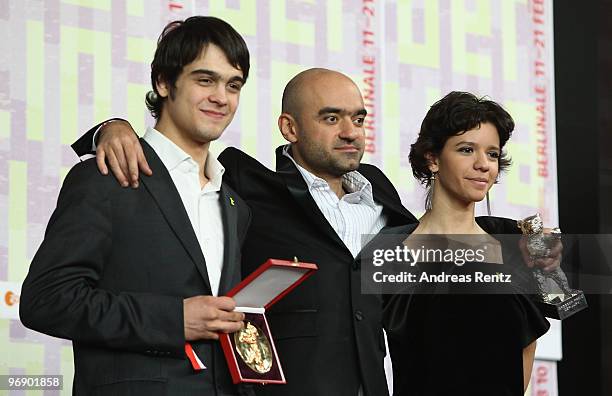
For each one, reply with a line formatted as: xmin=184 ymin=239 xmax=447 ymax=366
xmin=20 ymin=16 xmax=254 ymax=395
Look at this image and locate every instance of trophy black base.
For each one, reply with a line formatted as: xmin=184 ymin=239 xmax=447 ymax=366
xmin=534 ymin=291 xmax=588 ymax=320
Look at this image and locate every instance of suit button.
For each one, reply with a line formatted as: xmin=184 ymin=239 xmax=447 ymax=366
xmin=352 ymin=261 xmax=359 ymax=270
xmin=354 ymin=310 xmax=364 ymax=321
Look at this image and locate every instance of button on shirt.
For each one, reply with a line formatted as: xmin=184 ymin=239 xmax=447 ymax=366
xmin=144 ymin=127 xmax=225 ymax=296
xmin=282 ymin=145 xmax=387 ymax=258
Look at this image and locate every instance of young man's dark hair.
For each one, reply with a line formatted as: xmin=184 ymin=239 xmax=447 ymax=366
xmin=145 ymin=16 xmax=250 ymax=118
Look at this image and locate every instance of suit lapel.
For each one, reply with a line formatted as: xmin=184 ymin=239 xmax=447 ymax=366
xmin=372 ymin=187 xmax=415 ymax=225
xmin=217 ymin=184 xmax=239 ymax=295
xmin=139 ymin=140 xmax=212 ymax=293
xmin=275 ymin=146 xmax=348 ymax=249
xmin=360 ymin=167 xmax=418 ymax=226
xmin=355 ymin=223 xmax=417 ymax=263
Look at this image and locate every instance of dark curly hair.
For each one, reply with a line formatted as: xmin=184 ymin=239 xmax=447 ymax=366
xmin=409 ymin=91 xmax=514 ymax=187
xmin=145 ymin=16 xmax=250 ymax=119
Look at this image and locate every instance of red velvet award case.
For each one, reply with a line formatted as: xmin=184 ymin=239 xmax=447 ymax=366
xmin=219 ymin=258 xmax=317 ymax=384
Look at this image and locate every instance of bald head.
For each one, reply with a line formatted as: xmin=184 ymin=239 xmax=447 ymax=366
xmin=277 ymin=67 xmax=367 ymax=187
xmin=281 ymin=68 xmax=360 ymax=120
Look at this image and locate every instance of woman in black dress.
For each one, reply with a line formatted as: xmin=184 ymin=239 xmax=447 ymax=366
xmin=383 ymin=92 xmax=550 ymax=395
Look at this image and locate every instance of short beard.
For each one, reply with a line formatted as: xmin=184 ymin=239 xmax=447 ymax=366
xmin=329 ymin=156 xmax=360 ymax=176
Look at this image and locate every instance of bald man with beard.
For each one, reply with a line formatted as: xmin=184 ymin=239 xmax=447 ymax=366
xmin=71 ymin=68 xmax=418 ymax=396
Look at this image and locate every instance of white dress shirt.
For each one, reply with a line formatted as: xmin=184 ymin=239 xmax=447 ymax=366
xmin=144 ymin=127 xmax=225 ymax=296
xmin=282 ymin=145 xmax=387 ymax=258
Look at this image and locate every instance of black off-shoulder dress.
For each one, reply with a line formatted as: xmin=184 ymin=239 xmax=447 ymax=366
xmin=383 ymin=217 xmax=551 ymax=396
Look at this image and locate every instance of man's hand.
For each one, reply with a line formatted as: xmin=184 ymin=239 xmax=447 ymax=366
xmin=183 ymin=296 xmax=245 ymax=341
xmin=96 ymin=120 xmax=152 ymax=188
xmin=519 ymin=228 xmax=563 ymax=272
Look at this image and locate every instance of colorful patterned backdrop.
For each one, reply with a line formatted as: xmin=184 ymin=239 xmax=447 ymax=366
xmin=0 ymin=0 xmax=558 ymax=394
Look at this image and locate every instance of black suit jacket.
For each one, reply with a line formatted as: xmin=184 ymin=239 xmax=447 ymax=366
xmin=218 ymin=146 xmax=418 ymax=396
xmin=20 ymin=141 xmax=254 ymax=396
